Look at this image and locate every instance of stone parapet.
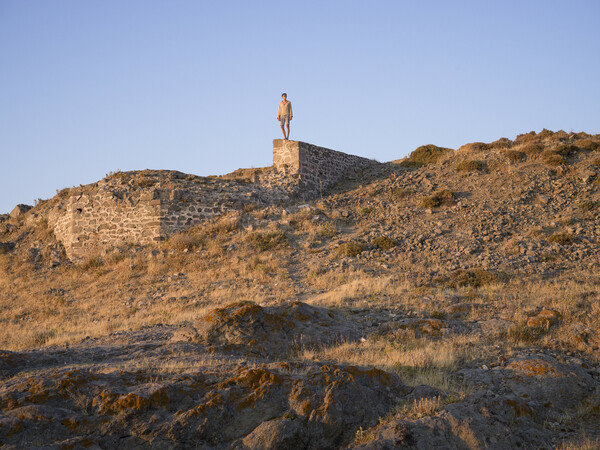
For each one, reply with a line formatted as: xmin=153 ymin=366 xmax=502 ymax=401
xmin=273 ymin=140 xmax=372 ymax=197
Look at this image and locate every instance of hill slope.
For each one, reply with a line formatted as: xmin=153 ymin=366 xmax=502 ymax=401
xmin=0 ymin=129 xmax=599 ymax=448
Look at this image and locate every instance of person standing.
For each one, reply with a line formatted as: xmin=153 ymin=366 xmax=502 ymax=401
xmin=277 ymin=93 xmax=293 ymax=140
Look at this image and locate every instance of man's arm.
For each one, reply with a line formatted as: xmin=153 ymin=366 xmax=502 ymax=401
xmin=289 ymin=103 xmax=293 ymax=119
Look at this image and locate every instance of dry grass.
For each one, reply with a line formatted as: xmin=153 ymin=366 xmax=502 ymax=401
xmin=456 ymin=160 xmax=486 ymax=172
xmin=422 ymin=189 xmax=456 ymax=208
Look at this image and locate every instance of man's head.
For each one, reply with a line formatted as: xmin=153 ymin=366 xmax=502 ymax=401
xmin=282 ymin=93 xmax=287 ymax=100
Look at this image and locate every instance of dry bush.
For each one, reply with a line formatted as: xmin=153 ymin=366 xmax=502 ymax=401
xmin=515 ymin=131 xmax=538 ymax=144
xmin=520 ymin=143 xmax=543 ymax=156
xmin=389 ymin=188 xmax=411 ymax=200
xmin=541 ymin=150 xmax=565 ymax=166
xmin=575 ymin=139 xmax=600 ymax=151
xmin=581 ymin=201 xmax=598 ymax=211
xmin=245 ymin=229 xmax=287 ymax=251
xmin=456 ymin=160 xmax=486 ymax=172
xmin=166 ymin=232 xmax=200 ymax=252
xmin=489 ymin=137 xmax=513 ymax=150
xmin=442 ymin=269 xmax=508 ymax=288
xmin=548 ymin=233 xmax=573 ymax=245
xmin=538 ymin=128 xmax=555 ymax=140
xmin=458 ymin=142 xmax=488 ymax=153
xmin=397 ymin=144 xmax=453 ymax=167
xmin=372 ymin=236 xmax=397 ymax=251
xmin=503 ymin=150 xmax=525 ymax=163
xmin=592 ymin=158 xmax=600 ymax=167
xmin=336 ymin=241 xmax=365 ymax=257
xmin=421 ymin=189 xmax=456 ymax=208
xmin=504 ymin=322 xmax=548 ymax=344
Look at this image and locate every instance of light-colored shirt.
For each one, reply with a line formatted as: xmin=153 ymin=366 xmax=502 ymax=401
xmin=278 ymin=100 xmax=292 ymax=118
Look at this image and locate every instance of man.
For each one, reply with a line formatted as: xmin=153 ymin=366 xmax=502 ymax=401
xmin=277 ymin=93 xmax=293 ymax=140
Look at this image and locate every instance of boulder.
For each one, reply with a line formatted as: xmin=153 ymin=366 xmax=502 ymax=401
xmin=10 ymin=204 xmax=32 ymax=219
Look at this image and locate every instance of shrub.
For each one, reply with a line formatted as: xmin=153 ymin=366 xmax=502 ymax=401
xmin=548 ymin=233 xmax=572 ymax=245
xmin=503 ymin=150 xmax=525 ymax=163
xmin=581 ymin=201 xmax=597 ymax=211
xmin=398 ymin=144 xmax=453 ymax=167
xmin=538 ymin=128 xmax=555 ymax=140
xmin=593 ymin=158 xmax=600 ymax=167
xmin=390 ymin=188 xmax=411 ymax=200
xmin=245 ymin=230 xmax=287 ymax=251
xmin=444 ymin=269 xmax=507 ymax=288
xmin=515 ymin=131 xmax=537 ymax=143
xmin=575 ymin=139 xmax=599 ymax=151
xmin=490 ymin=137 xmax=513 ymax=149
xmin=504 ymin=322 xmax=547 ymax=344
xmin=458 ymin=142 xmax=489 ymax=153
xmin=456 ymin=160 xmax=485 ymax=172
xmin=167 ymin=232 xmax=200 ymax=252
xmin=553 ymin=144 xmax=577 ymax=157
xmin=521 ymin=143 xmax=543 ymax=156
xmin=372 ymin=236 xmax=397 ymax=251
xmin=336 ymin=241 xmax=365 ymax=257
xmin=540 ymin=150 xmax=565 ymax=166
xmin=421 ymin=189 xmax=456 ymax=208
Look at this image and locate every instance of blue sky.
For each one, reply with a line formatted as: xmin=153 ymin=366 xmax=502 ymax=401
xmin=1 ymin=1 xmax=599 ymax=213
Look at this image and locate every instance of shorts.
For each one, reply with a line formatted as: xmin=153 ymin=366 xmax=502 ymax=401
xmin=279 ymin=115 xmax=290 ymax=126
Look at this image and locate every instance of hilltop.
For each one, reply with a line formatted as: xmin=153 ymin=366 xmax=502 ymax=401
xmin=0 ymin=129 xmax=600 ymax=448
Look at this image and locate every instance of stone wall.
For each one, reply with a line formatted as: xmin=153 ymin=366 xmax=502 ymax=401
xmin=49 ymin=141 xmax=373 ymax=260
xmin=273 ymin=140 xmax=372 ymax=197
xmin=48 ymin=170 xmax=293 ymax=260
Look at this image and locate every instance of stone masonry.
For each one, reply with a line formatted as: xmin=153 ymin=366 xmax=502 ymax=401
xmin=48 ymin=142 xmax=373 ymax=260
xmin=273 ymin=140 xmax=372 ymax=197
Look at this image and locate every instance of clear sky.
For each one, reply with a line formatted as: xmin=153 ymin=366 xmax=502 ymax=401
xmin=1 ymin=1 xmax=599 ymax=214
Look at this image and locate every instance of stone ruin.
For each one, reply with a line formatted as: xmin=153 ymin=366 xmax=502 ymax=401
xmin=47 ymin=140 xmax=372 ymax=260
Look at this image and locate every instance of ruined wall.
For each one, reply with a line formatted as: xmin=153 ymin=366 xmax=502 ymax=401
xmin=50 ymin=141 xmax=372 ymax=260
xmin=49 ymin=188 xmax=162 ymax=260
xmin=273 ymin=140 xmax=372 ymax=196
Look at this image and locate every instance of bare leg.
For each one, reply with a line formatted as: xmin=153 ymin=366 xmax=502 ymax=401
xmin=280 ymin=124 xmax=286 ymax=139
xmin=286 ymin=123 xmax=290 ymax=140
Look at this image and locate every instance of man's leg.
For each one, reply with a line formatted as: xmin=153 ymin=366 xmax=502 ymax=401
xmin=286 ymin=123 xmax=290 ymax=140
xmin=280 ymin=123 xmax=286 ymax=139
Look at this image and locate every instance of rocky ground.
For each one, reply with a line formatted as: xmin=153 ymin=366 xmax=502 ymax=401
xmin=1 ymin=129 xmax=600 ymax=448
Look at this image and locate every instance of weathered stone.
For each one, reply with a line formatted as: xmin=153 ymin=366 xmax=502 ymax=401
xmin=10 ymin=204 xmax=32 ymax=219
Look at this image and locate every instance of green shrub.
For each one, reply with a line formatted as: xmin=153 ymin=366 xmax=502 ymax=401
xmin=503 ymin=150 xmax=525 ymax=163
xmin=246 ymin=230 xmax=287 ymax=251
xmin=336 ymin=241 xmax=365 ymax=257
xmin=548 ymin=233 xmax=572 ymax=245
xmin=372 ymin=236 xmax=397 ymax=251
xmin=422 ymin=189 xmax=456 ymax=208
xmin=456 ymin=160 xmax=485 ymax=172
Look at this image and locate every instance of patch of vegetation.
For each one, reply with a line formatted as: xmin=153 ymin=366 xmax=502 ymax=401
xmin=166 ymin=233 xmax=201 ymax=252
xmin=421 ymin=189 xmax=456 ymax=208
xmin=372 ymin=236 xmax=397 ymax=251
xmin=521 ymin=143 xmax=543 ymax=156
xmin=246 ymin=230 xmax=287 ymax=251
xmin=459 ymin=142 xmax=489 ymax=152
xmin=456 ymin=160 xmax=486 ymax=172
xmin=490 ymin=138 xmax=513 ymax=149
xmin=443 ymin=269 xmax=508 ymax=288
xmin=336 ymin=241 xmax=365 ymax=257
xmin=574 ymin=139 xmax=599 ymax=151
xmin=540 ymin=150 xmax=565 ymax=166
xmin=548 ymin=233 xmax=572 ymax=245
xmin=581 ymin=201 xmax=598 ymax=211
xmin=56 ymin=188 xmax=71 ymax=199
xmin=397 ymin=144 xmax=453 ymax=167
xmin=504 ymin=322 xmax=547 ymax=344
xmin=553 ymin=144 xmax=577 ymax=157
xmin=76 ymin=257 xmax=103 ymax=272
xmin=503 ymin=150 xmax=525 ymax=163
xmin=592 ymin=158 xmax=600 ymax=168
xmin=389 ymin=188 xmax=411 ymax=200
